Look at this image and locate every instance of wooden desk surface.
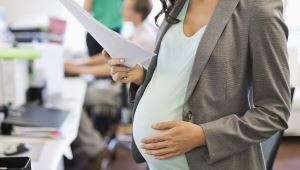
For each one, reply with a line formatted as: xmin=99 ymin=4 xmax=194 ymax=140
xmin=274 ymin=137 xmax=300 ymax=170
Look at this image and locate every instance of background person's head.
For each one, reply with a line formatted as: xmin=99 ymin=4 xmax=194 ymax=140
xmin=122 ymin=0 xmax=152 ymax=25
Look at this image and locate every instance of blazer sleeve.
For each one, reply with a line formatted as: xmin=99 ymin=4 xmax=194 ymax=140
xmin=128 ymin=67 xmax=148 ymax=104
xmin=200 ymin=0 xmax=291 ymax=164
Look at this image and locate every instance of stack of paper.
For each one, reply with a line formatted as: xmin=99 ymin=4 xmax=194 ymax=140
xmin=11 ymin=126 xmax=61 ymax=138
xmin=2 ymin=104 xmax=68 ymax=139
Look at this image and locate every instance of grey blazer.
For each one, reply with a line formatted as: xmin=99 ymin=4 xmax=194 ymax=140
xmin=129 ymin=0 xmax=290 ymax=169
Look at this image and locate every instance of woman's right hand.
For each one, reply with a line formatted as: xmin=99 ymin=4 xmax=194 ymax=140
xmin=103 ymin=50 xmax=145 ymax=85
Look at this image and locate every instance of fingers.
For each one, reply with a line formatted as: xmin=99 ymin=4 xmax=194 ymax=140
xmin=103 ymin=50 xmax=125 ymax=66
xmin=108 ymin=57 xmax=130 ymax=83
xmin=108 ymin=58 xmax=125 ymax=66
xmin=144 ymin=147 xmax=176 ymax=157
xmin=141 ymin=140 xmax=180 ymax=159
xmin=102 ymin=49 xmax=126 ymax=66
xmin=112 ymin=72 xmax=128 ymax=82
xmin=141 ymin=141 xmax=169 ymax=150
xmin=107 ymin=57 xmax=144 ymax=84
xmin=142 ymin=134 xmax=167 ymax=144
xmin=110 ymin=66 xmax=130 ymax=75
xmin=110 ymin=67 xmax=138 ymax=83
xmin=151 ymin=120 xmax=181 ymax=130
xmin=119 ymin=76 xmax=134 ymax=83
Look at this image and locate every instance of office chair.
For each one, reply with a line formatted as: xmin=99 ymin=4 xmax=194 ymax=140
xmin=262 ymin=87 xmax=295 ymax=170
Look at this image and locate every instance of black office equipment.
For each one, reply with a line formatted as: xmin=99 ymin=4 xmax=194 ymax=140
xmin=262 ymin=87 xmax=295 ymax=170
xmin=4 ymin=143 xmax=30 ymax=156
xmin=0 ymin=157 xmax=31 ymax=170
xmin=1 ymin=104 xmax=69 ymax=138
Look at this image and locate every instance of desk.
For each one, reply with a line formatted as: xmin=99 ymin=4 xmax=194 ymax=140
xmin=284 ymin=88 xmax=300 ymax=136
xmin=274 ymin=137 xmax=300 ymax=170
xmin=0 ymin=78 xmax=87 ymax=170
xmin=284 ymin=110 xmax=300 ymax=136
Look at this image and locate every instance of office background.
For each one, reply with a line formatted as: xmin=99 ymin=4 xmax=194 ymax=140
xmin=0 ymin=0 xmax=300 ymax=170
xmin=1 ymin=0 xmax=299 ymax=60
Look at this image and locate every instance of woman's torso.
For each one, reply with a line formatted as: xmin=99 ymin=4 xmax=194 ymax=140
xmin=130 ymin=0 xmax=288 ymax=169
xmin=132 ymin=1 xmax=206 ymax=169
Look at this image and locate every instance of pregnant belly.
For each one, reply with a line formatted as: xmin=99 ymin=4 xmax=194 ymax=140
xmin=132 ymin=100 xmax=182 ymax=150
xmin=132 ymin=100 xmax=189 ymax=170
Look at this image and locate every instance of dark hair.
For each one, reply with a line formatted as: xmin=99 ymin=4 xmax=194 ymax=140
xmin=132 ymin=0 xmax=153 ymax=20
xmin=155 ymin=0 xmax=180 ymax=26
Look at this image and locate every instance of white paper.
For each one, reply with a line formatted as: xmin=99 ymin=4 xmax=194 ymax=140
xmin=60 ymin=0 xmax=155 ymax=67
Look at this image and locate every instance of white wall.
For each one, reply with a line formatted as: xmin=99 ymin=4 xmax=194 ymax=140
xmin=62 ymin=0 xmax=87 ymax=53
xmin=0 ymin=0 xmax=86 ymax=52
xmin=285 ymin=0 xmax=300 ymax=87
xmin=0 ymin=0 xmax=162 ymax=54
xmin=285 ymin=0 xmax=300 ymax=28
xmin=0 ymin=0 xmax=64 ymax=24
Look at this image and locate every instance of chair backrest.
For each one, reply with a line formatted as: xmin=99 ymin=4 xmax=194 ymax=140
xmin=262 ymin=87 xmax=295 ymax=170
xmin=262 ymin=130 xmax=284 ymax=170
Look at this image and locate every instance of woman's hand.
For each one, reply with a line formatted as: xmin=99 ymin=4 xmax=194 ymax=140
xmin=103 ymin=50 xmax=145 ymax=85
xmin=141 ymin=120 xmax=206 ymax=160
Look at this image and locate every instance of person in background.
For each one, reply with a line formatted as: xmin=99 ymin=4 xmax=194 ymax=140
xmin=64 ymin=52 xmax=110 ymax=77
xmin=65 ymin=1 xmax=123 ymax=170
xmin=122 ymin=0 xmax=157 ymax=67
xmin=84 ymin=0 xmax=123 ymax=56
xmin=64 ymin=0 xmax=156 ymax=75
xmin=65 ymin=0 xmax=124 ymax=76
xmin=64 ymin=1 xmax=155 ymax=170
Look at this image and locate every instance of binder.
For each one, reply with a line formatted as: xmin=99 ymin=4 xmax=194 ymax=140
xmin=1 ymin=104 xmax=69 ymax=138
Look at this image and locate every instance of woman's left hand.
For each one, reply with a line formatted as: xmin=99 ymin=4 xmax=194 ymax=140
xmin=141 ymin=120 xmax=206 ymax=160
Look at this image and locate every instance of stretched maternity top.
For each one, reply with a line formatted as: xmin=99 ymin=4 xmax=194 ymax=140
xmin=133 ymin=0 xmax=206 ymax=169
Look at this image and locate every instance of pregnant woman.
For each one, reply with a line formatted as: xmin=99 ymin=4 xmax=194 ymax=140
xmin=105 ymin=0 xmax=290 ymax=169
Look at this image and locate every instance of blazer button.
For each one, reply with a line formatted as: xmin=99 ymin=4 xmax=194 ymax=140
xmin=186 ymin=111 xmax=193 ymax=121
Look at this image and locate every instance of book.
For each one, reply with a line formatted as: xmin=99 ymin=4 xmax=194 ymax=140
xmin=1 ymin=104 xmax=68 ymax=138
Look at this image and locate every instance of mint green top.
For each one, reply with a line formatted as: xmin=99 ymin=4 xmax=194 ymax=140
xmin=91 ymin=0 xmax=123 ymax=29
xmin=132 ymin=0 xmax=207 ymax=169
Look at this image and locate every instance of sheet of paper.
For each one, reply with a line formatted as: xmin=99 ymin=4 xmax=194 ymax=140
xmin=60 ymin=0 xmax=155 ymax=67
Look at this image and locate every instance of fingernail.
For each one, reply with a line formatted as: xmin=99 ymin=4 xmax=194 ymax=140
xmin=120 ymin=59 xmax=125 ymax=63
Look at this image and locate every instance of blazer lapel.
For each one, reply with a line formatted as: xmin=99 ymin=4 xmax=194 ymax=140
xmin=184 ymin=0 xmax=240 ymax=103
